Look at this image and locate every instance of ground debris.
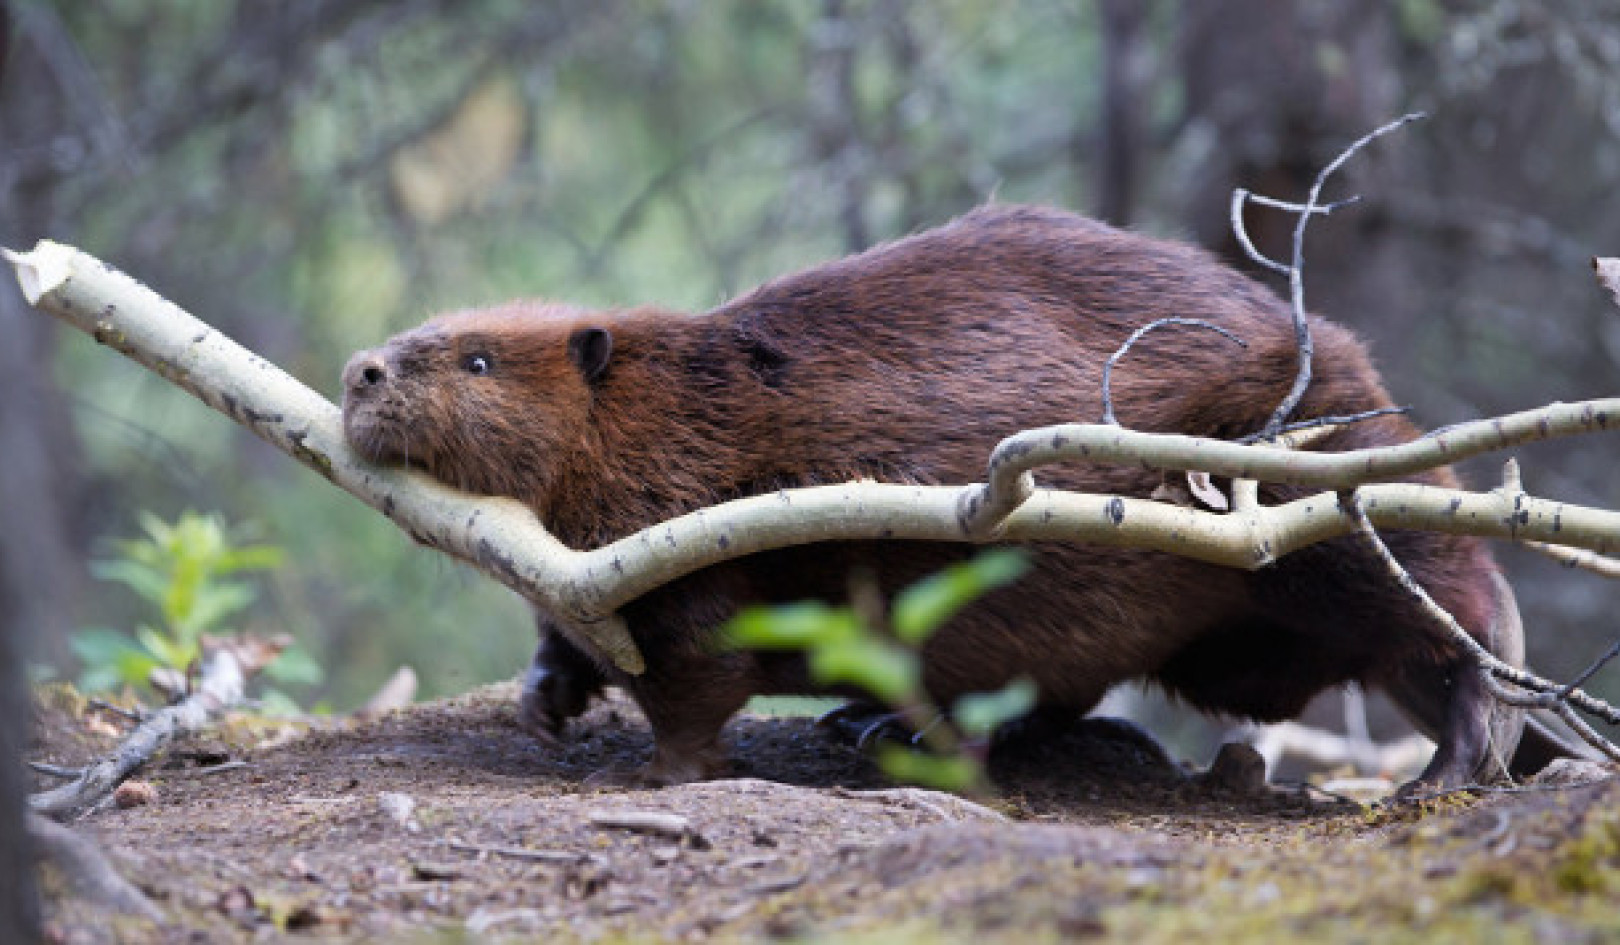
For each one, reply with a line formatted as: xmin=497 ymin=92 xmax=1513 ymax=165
xmin=29 ymin=682 xmax=1620 ymax=943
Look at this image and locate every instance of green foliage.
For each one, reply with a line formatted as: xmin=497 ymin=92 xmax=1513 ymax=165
xmin=723 ymin=549 xmax=1035 ymax=791
xmin=891 ymin=550 xmax=1031 ymax=644
xmin=72 ymin=511 xmax=322 ymax=709
xmin=873 ymin=744 xmax=982 ymax=793
xmin=954 ymin=677 xmax=1038 ymax=739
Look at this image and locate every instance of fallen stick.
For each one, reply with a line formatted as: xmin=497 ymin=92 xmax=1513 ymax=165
xmin=28 ymin=635 xmax=284 ymax=817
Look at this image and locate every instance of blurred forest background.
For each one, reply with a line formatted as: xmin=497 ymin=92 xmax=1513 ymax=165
xmin=3 ymin=0 xmax=1619 ymax=740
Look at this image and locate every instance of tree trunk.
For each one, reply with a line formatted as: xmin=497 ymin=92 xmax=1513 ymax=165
xmin=0 ymin=0 xmax=88 ymax=675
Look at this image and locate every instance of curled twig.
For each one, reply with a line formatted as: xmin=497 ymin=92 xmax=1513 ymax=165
xmin=1229 ymin=188 xmax=1362 ymax=274
xmin=1100 ymin=317 xmax=1247 ymax=426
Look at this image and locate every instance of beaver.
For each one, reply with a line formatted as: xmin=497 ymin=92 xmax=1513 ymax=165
xmin=342 ymin=204 xmax=1550 ymax=788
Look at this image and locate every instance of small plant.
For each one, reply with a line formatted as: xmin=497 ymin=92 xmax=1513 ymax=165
xmin=724 ymin=548 xmax=1036 ymax=791
xmin=71 ymin=510 xmax=322 ymax=712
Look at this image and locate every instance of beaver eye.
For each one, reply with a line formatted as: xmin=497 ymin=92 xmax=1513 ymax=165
xmin=462 ymin=353 xmax=494 ymax=376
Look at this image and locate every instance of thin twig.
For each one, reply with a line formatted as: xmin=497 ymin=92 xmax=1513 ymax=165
xmin=1229 ymin=189 xmax=1291 ymax=275
xmin=1261 ymin=113 xmax=1427 ymax=439
xmin=447 ymin=839 xmax=602 ymax=867
xmin=1245 ymin=192 xmax=1364 ymax=215
xmin=1558 ymin=640 xmax=1620 ymax=700
xmin=1236 ymin=407 xmax=1410 ymax=445
xmin=1100 ymin=317 xmax=1247 ymax=426
xmin=87 ymin=698 xmax=146 ymax=724
xmin=1343 ymin=492 xmax=1620 ymax=759
xmin=28 ymin=762 xmax=84 ymax=780
xmin=1520 ymin=540 xmax=1620 ymax=579
xmin=1228 ymin=189 xmax=1361 ymax=275
xmin=165 ymin=759 xmax=253 ymax=778
xmin=1552 ymin=701 xmax=1620 ymax=764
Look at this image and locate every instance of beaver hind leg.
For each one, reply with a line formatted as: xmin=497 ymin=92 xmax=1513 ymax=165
xmin=1382 ymin=571 xmax=1527 ymax=789
xmin=583 ymin=658 xmax=757 ymax=786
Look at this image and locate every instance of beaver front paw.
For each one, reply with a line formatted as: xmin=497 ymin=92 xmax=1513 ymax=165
xmin=517 ymin=632 xmax=606 ymax=746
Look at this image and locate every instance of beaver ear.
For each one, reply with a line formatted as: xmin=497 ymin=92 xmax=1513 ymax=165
xmin=567 ymin=327 xmax=613 ymax=384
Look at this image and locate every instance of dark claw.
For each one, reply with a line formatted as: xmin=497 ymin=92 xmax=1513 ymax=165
xmin=817 ymin=701 xmax=913 ymax=749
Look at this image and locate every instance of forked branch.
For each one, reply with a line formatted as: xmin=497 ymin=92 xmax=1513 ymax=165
xmin=9 ymin=241 xmax=1620 ymax=682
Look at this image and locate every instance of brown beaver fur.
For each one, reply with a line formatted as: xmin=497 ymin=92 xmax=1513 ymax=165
xmin=343 ymin=204 xmax=1540 ymax=788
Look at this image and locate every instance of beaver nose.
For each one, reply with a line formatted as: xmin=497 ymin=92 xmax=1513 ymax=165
xmin=342 ymin=350 xmax=389 ymax=395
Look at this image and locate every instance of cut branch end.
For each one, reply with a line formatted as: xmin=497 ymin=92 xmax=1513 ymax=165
xmin=4 ymin=239 xmax=72 ymax=305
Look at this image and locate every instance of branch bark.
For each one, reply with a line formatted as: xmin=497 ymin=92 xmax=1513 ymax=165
xmin=9 ymin=240 xmax=1620 ymax=682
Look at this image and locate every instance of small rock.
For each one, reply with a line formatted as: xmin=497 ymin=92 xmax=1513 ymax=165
xmin=1530 ymin=758 xmax=1615 ymax=788
xmin=377 ymin=792 xmax=419 ymax=831
xmin=114 ymin=780 xmax=157 ymax=809
xmin=1202 ymin=742 xmax=1268 ymax=794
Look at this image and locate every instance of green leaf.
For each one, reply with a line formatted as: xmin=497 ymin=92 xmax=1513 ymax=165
xmin=954 ymin=678 xmax=1038 ymax=737
xmin=254 ymin=688 xmax=305 ymax=718
xmin=136 ymin=510 xmax=174 ymax=547
xmin=90 ymin=559 xmax=169 ymax=606
xmin=71 ymin=629 xmax=162 ymax=692
xmin=215 ymin=544 xmax=286 ymax=574
xmin=891 ymin=549 xmax=1031 ymax=644
xmin=111 ymin=649 xmax=163 ymax=689
xmin=178 ymin=581 xmax=257 ymax=637
xmin=807 ymin=639 xmax=917 ymax=705
xmin=135 ymin=624 xmax=197 ymax=671
xmin=722 ymin=602 xmax=861 ymax=649
xmin=263 ymin=645 xmax=325 ymax=686
xmin=77 ymin=665 xmax=125 ymax=694
xmin=875 ymin=744 xmax=981 ymax=791
xmin=71 ymin=627 xmax=143 ymax=666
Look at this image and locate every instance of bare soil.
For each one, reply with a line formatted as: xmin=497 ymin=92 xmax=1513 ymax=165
xmin=29 ymin=683 xmax=1620 ymax=943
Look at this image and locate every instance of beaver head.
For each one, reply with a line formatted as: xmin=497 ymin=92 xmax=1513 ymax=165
xmin=340 ymin=302 xmax=614 ymax=515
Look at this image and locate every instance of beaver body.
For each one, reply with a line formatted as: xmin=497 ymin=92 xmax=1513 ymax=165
xmin=343 ymin=205 xmax=1532 ymax=787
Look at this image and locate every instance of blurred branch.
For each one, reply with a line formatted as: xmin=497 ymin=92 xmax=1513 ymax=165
xmin=28 ymin=635 xmax=286 ymax=818
xmin=585 ymin=106 xmax=779 ymax=276
xmin=6 ymin=0 xmax=133 ymax=174
xmin=807 ymin=0 xmax=871 ymax=251
xmin=28 ymin=814 xmax=161 ymax=921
